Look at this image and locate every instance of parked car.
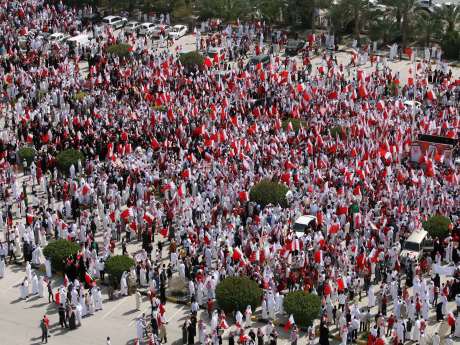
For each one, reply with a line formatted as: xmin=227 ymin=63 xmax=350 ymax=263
xmin=138 ymin=22 xmax=155 ymax=36
xmin=151 ymin=24 xmax=171 ymax=38
xmin=124 ymin=21 xmax=141 ymax=34
xmin=207 ymin=46 xmax=226 ymax=58
xmin=168 ymin=25 xmax=188 ymax=40
xmin=102 ymin=15 xmax=127 ymax=29
xmin=245 ymin=54 xmax=270 ymax=69
xmin=285 ymin=39 xmax=307 ymax=56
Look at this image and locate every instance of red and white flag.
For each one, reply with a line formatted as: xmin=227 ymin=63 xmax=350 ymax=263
xmin=284 ymin=315 xmax=295 ymax=331
xmin=143 ymin=212 xmax=154 ymax=225
xmin=120 ymin=208 xmax=133 ymax=220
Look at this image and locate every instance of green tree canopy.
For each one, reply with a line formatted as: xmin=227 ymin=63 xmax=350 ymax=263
xmin=284 ymin=291 xmax=321 ymax=327
xmin=216 ymin=276 xmax=263 ymax=314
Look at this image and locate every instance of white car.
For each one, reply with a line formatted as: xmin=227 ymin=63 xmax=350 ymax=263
xmin=151 ymin=24 xmax=171 ymax=38
xmin=102 ymin=15 xmax=127 ymax=29
xmin=138 ymin=22 xmax=156 ymax=36
xmin=125 ymin=21 xmax=141 ymax=34
xmin=48 ymin=32 xmax=69 ymax=43
xmin=168 ymin=25 xmax=187 ymax=40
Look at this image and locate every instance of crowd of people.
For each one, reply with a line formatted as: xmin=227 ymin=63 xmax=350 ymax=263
xmin=0 ymin=0 xmax=460 ymax=345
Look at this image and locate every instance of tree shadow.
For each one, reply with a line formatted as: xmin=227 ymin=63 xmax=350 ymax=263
xmin=123 ymin=309 xmax=138 ymax=316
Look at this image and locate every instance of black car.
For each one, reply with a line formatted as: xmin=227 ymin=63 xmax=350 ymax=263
xmin=245 ymin=54 xmax=270 ymax=70
xmin=285 ymin=39 xmax=306 ymax=56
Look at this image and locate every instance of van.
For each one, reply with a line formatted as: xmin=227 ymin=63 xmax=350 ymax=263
xmin=400 ymin=230 xmax=434 ymax=262
xmin=293 ymin=215 xmax=317 ymax=237
xmin=102 ymin=16 xmax=127 ymax=30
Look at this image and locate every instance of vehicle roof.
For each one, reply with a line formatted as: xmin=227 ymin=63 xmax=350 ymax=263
xmin=250 ymin=54 xmax=270 ymax=62
xmin=172 ymin=24 xmax=185 ymax=28
xmin=405 ymin=229 xmax=428 ymax=243
xmin=141 ymin=22 xmax=153 ymax=26
xmin=294 ymin=215 xmax=316 ymax=226
xmin=126 ymin=21 xmax=139 ymax=25
xmin=67 ymin=34 xmax=91 ymax=41
xmin=103 ymin=15 xmax=119 ymax=20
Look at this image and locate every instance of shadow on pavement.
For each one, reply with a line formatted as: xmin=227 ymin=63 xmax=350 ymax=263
xmin=10 ymin=298 xmax=23 ymax=304
xmin=28 ymin=301 xmax=49 ymax=308
xmin=123 ymin=309 xmax=138 ymax=316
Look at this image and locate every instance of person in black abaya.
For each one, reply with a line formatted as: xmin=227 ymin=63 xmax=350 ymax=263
xmin=319 ymin=319 xmax=330 ymax=345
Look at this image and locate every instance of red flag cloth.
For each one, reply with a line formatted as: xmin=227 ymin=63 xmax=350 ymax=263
xmin=120 ymin=208 xmax=133 ymax=220
xmin=143 ymin=212 xmax=154 ymax=225
xmin=84 ymin=272 xmax=93 ymax=285
xmin=239 ymin=191 xmax=249 ymax=202
xmin=160 ymin=228 xmax=168 ymax=237
xmin=181 ymin=168 xmax=191 ymax=179
xmin=151 ymin=138 xmax=161 ymax=150
xmin=284 ymin=315 xmax=295 ymax=331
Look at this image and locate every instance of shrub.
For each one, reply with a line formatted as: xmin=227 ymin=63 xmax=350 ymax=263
xmin=74 ymin=91 xmax=88 ymax=101
xmin=56 ymin=149 xmax=84 ymax=175
xmin=282 ymin=118 xmax=307 ymax=132
xmin=330 ymin=126 xmax=344 ymax=138
xmin=18 ymin=147 xmax=36 ymax=166
xmin=105 ymin=255 xmax=135 ymax=288
xmin=250 ymin=179 xmax=289 ymax=208
xmin=179 ymin=51 xmax=204 ymax=70
xmin=423 ymin=215 xmax=451 ymax=239
xmin=107 ymin=43 xmax=132 ymax=58
xmin=216 ymin=276 xmax=263 ymax=314
xmin=284 ymin=290 xmax=321 ymax=327
xmin=441 ymin=30 xmax=460 ymax=60
xmin=43 ymin=240 xmax=80 ymax=273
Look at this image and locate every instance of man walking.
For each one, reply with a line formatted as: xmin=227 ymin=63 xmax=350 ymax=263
xmin=58 ymin=303 xmax=68 ymax=328
xmin=47 ymin=280 xmax=54 ymax=303
xmin=40 ymin=315 xmax=49 ymax=343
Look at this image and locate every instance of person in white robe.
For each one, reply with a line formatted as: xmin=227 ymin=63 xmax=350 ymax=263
xmin=455 ymin=314 xmax=460 ymax=337
xmin=368 ymin=286 xmax=376 ymax=308
xmin=120 ymin=272 xmax=128 ymax=296
xmin=75 ymin=303 xmax=82 ymax=326
xmin=45 ymin=258 xmax=52 ymax=278
xmin=140 ymin=266 xmax=147 ymax=287
xmin=412 ymin=319 xmax=421 ymax=342
xmin=88 ymin=292 xmax=96 ymax=314
xmin=198 ymin=319 xmax=207 ymax=345
xmin=235 ymin=310 xmax=244 ymax=329
xmin=32 ymin=246 xmax=43 ymax=266
xmin=25 ymin=261 xmax=32 ymax=282
xmin=31 ymin=273 xmax=39 ymax=295
xmin=20 ymin=278 xmax=29 ymax=300
xmin=95 ymin=287 xmax=103 ymax=311
xmin=80 ymin=294 xmax=88 ymax=317
xmin=136 ymin=315 xmax=146 ymax=341
xmin=0 ymin=257 xmax=5 ymax=278
xmin=261 ymin=299 xmax=268 ymax=319
xmin=38 ymin=275 xmax=45 ymax=297
xmin=135 ymin=290 xmax=141 ymax=310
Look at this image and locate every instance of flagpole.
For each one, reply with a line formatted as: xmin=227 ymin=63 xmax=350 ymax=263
xmin=412 ymin=48 xmax=416 ymax=120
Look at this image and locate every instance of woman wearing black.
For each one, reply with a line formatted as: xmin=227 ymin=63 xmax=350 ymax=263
xmin=319 ymin=319 xmax=330 ymax=345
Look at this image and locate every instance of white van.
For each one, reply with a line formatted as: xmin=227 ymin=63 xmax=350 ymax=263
xmin=293 ymin=215 xmax=317 ymax=237
xmin=102 ymin=16 xmax=127 ymax=29
xmin=400 ymin=230 xmax=434 ymax=262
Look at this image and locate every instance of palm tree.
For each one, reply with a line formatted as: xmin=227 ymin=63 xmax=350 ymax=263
xmin=329 ymin=0 xmax=371 ymax=43
xmin=382 ymin=0 xmax=419 ymax=48
xmin=414 ymin=11 xmax=441 ymax=47
xmin=307 ymin=0 xmax=332 ymax=33
xmin=435 ymin=4 xmax=460 ymax=33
